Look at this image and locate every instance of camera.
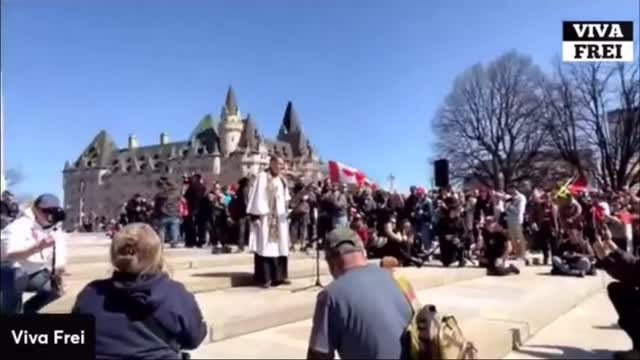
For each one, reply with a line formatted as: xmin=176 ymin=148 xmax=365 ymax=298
xmin=41 ymin=207 xmax=67 ymax=225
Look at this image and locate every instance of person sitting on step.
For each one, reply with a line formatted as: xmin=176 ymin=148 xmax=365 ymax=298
xmin=551 ymin=224 xmax=596 ymax=277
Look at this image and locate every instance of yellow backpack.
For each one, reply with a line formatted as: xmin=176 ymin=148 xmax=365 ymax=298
xmin=393 ymin=273 xmax=478 ymax=360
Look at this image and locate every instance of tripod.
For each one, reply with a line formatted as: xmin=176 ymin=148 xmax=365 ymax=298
xmin=292 ymin=237 xmax=325 ymax=292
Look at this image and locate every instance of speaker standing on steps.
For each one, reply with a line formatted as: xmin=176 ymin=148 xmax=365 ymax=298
xmin=434 ymin=159 xmax=449 ymax=188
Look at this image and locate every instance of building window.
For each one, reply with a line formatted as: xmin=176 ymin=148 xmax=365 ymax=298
xmin=138 ymin=156 xmax=146 ymax=161
xmin=126 ymin=165 xmax=133 ymax=172
xmin=153 ymin=154 xmax=160 ymax=160
xmin=140 ymin=163 xmax=148 ymax=171
xmin=197 ymin=147 xmax=204 ymax=155
xmin=182 ymin=149 xmax=189 ymax=157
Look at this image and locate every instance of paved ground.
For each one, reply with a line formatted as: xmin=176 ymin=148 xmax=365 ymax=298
xmin=505 ymin=292 xmax=631 ymax=360
xmin=191 ymin=266 xmax=603 ymax=358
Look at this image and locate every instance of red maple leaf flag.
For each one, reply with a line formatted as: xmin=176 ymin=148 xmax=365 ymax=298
xmin=568 ymin=174 xmax=588 ymax=195
xmin=328 ymin=160 xmax=374 ymax=187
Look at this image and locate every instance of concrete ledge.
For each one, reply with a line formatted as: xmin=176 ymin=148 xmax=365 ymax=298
xmin=203 ymin=267 xmax=485 ymax=343
xmin=40 ymin=256 xmax=337 ymax=313
xmin=65 ymin=251 xmax=310 ymax=280
xmin=189 ymin=267 xmax=604 ymax=359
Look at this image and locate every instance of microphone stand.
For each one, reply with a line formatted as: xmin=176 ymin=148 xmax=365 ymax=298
xmin=292 ymin=231 xmax=325 ymax=293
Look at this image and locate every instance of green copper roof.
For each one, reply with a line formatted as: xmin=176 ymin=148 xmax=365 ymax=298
xmin=191 ymin=114 xmax=218 ymax=138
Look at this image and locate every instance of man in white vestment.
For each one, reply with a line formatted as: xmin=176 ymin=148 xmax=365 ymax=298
xmin=247 ymin=156 xmax=291 ymax=288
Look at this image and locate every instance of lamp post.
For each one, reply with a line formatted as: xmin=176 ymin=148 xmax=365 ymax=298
xmin=387 ymin=173 xmax=395 ymax=192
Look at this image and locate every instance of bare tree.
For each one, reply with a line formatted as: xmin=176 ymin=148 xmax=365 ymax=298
xmin=433 ymin=51 xmax=548 ymax=188
xmin=547 ymin=61 xmax=640 ymax=189
xmin=541 ymin=59 xmax=591 ymax=176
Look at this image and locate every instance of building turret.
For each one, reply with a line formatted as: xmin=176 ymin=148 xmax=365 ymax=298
xmin=160 ymin=132 xmax=169 ymax=145
xmin=128 ymin=134 xmax=139 ymax=150
xmin=219 ymin=86 xmax=244 ymax=156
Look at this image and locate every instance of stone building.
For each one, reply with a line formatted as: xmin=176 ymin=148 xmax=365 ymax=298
xmin=62 ymin=86 xmax=324 ymax=229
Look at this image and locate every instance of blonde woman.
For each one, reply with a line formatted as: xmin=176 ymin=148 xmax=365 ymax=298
xmin=72 ymin=223 xmax=207 ymax=360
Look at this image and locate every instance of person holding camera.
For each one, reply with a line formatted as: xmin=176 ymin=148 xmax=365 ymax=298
xmin=593 ymin=226 xmax=639 ymax=360
xmin=0 ymin=194 xmax=67 ymax=314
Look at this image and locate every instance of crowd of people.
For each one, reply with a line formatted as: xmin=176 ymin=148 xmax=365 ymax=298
xmin=82 ymin=171 xmax=639 ymax=280
xmin=1 ymin=161 xmax=638 ymax=359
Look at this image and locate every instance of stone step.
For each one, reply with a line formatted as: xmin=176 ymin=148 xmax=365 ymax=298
xmin=67 ymin=247 xmax=257 ymax=265
xmin=65 ymin=251 xmax=311 ymax=279
xmin=40 ymin=256 xmax=347 ymax=313
xmin=189 ymin=267 xmax=605 ymax=359
xmin=197 ymin=266 xmax=484 ymax=343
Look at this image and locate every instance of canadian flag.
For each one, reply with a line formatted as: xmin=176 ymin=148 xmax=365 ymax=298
xmin=327 ymin=160 xmax=374 ymax=188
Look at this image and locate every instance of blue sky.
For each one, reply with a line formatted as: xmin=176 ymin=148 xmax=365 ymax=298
xmin=1 ymin=0 xmax=638 ymax=199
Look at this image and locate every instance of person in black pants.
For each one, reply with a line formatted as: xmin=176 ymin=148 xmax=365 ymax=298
xmin=434 ymin=206 xmax=467 ymax=267
xmin=594 ymin=227 xmax=639 ymax=360
xmin=228 ymin=177 xmax=250 ymax=252
xmin=199 ymin=191 xmax=229 ymax=254
xmin=183 ymin=174 xmax=206 ymax=248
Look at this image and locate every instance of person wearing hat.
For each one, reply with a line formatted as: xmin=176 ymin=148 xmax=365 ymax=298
xmin=307 ymin=226 xmax=413 ymax=360
xmin=0 ymin=194 xmax=67 ymax=314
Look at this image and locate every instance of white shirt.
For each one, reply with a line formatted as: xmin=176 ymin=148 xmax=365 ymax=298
xmin=506 ymin=192 xmax=527 ymax=225
xmin=0 ymin=207 xmax=67 ymax=275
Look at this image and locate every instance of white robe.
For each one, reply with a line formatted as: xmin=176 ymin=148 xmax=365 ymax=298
xmin=246 ymin=172 xmax=291 ymax=258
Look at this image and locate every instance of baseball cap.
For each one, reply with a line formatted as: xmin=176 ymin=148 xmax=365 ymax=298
xmin=324 ymin=226 xmax=364 ymax=257
xmin=34 ymin=194 xmax=61 ymax=209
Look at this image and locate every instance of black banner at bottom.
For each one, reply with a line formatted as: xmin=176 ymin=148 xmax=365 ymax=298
xmin=1 ymin=314 xmax=95 ymax=359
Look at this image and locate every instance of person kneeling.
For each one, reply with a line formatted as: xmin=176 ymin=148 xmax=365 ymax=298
xmin=72 ymin=223 xmax=207 ymax=360
xmin=435 ymin=207 xmax=467 ymax=268
xmin=479 ymin=217 xmax=519 ymax=276
xmin=551 ymin=227 xmax=596 ymax=278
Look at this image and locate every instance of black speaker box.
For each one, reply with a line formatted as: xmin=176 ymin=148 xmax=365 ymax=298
xmin=434 ymin=159 xmax=449 ymax=188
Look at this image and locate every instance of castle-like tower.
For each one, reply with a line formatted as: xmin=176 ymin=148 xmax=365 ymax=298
xmin=219 ymin=86 xmax=243 ymax=156
xmin=62 ymin=86 xmax=323 ymax=230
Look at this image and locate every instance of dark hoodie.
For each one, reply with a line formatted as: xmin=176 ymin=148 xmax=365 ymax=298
xmin=72 ymin=272 xmax=207 ymax=360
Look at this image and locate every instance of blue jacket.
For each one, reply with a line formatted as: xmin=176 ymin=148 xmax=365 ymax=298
xmin=72 ymin=272 xmax=207 ymax=360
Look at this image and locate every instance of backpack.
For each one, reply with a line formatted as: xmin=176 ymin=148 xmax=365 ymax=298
xmin=393 ymin=273 xmax=478 ymax=360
